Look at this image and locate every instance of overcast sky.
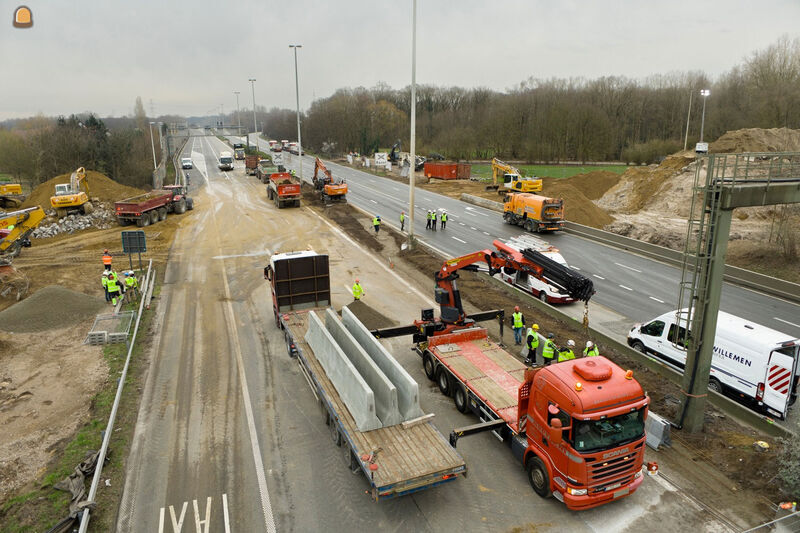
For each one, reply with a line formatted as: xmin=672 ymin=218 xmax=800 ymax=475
xmin=1 ymin=0 xmax=799 ymax=121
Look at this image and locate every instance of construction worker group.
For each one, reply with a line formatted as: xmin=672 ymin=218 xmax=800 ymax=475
xmin=512 ymin=304 xmax=600 ymax=366
xmin=424 ymin=209 xmax=446 ymax=230
xmin=100 ymin=249 xmax=139 ymax=306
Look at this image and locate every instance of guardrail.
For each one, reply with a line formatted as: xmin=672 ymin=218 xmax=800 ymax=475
xmin=78 ymin=259 xmax=155 ymax=533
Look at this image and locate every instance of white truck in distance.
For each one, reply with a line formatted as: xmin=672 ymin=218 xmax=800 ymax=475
xmin=628 ymin=309 xmax=799 ymax=419
xmin=218 ymin=151 xmax=234 ymax=170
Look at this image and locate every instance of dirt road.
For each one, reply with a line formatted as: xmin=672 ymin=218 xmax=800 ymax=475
xmin=116 ymin=134 xmax=748 ymax=532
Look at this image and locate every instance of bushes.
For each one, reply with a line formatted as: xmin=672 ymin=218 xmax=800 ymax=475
xmin=778 ymin=436 xmax=800 ymax=496
xmin=621 ymin=139 xmax=683 ymax=165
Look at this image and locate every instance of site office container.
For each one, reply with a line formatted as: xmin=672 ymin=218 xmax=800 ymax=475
xmin=423 ymin=162 xmax=471 ymax=180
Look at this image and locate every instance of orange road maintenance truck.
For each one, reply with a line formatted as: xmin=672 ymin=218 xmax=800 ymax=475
xmin=265 ymin=250 xmax=467 ymax=500
xmin=503 ymin=193 xmax=565 ymax=233
xmin=370 ymin=247 xmax=648 ymax=510
xmin=266 ymin=172 xmax=301 ymax=208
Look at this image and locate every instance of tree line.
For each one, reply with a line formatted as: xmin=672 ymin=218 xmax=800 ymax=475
xmin=255 ymin=36 xmax=800 ymax=163
xmin=0 ymin=97 xmax=160 ymax=188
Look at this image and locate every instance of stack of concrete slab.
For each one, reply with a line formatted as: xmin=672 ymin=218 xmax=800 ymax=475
xmin=304 ymin=308 xmax=424 ymax=432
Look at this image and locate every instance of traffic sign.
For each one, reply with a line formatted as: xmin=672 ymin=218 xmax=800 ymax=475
xmin=375 ymin=152 xmax=388 ymax=168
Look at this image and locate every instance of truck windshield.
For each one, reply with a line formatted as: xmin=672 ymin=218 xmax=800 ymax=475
xmin=572 ymin=408 xmax=645 ymax=453
xmin=221 ymin=157 xmax=232 ymax=164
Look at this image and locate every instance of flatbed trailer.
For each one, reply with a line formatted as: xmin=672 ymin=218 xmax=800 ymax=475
xmin=280 ymin=310 xmax=467 ymax=500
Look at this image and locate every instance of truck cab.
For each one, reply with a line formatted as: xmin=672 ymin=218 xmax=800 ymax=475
xmin=518 ymin=358 xmax=648 ymax=509
xmin=218 ymin=151 xmax=234 ymax=170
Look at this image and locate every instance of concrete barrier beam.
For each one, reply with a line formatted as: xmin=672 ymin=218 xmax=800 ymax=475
xmin=341 ymin=306 xmax=424 ymax=421
xmin=305 ymin=311 xmax=381 ymax=431
xmin=324 ymin=309 xmax=402 ymax=426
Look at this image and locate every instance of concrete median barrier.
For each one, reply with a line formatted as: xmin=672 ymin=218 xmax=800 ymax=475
xmin=342 ymin=306 xmax=424 ymax=421
xmin=324 ymin=309 xmax=402 ymax=426
xmin=460 ymin=193 xmax=504 ymax=213
xmin=305 ymin=311 xmax=381 ymax=431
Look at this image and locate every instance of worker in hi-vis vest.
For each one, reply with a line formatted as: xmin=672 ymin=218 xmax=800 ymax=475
xmin=542 ymin=333 xmax=557 ymax=365
xmin=512 ymin=306 xmax=525 ymax=345
xmin=352 ymin=279 xmax=364 ymax=301
xmin=558 ymin=340 xmax=576 ymax=362
xmin=525 ymin=324 xmax=540 ymax=365
xmin=584 ymin=341 xmax=599 ymax=357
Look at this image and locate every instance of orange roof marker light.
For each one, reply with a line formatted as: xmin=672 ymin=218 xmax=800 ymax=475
xmin=13 ymin=6 xmax=33 ymax=28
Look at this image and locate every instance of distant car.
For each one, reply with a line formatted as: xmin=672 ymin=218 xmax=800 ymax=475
xmin=181 ymin=157 xmax=193 ymax=169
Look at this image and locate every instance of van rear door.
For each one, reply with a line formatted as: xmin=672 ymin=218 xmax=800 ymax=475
xmin=762 ymin=346 xmax=798 ymax=418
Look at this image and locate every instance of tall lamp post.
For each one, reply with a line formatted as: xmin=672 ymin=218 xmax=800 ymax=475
xmin=249 ymin=78 xmax=257 ymax=150
xmin=289 ymin=44 xmax=304 ymax=184
xmin=408 ymin=0 xmax=417 ymax=241
xmin=699 ymin=89 xmax=710 ymax=143
xmin=234 ymin=91 xmax=241 ymax=137
xmin=149 ymin=121 xmax=158 ymax=170
xmin=683 ymin=90 xmax=693 ymax=151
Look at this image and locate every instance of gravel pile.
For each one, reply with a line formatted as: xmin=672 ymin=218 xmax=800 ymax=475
xmin=31 ymin=202 xmax=116 ymax=239
xmin=0 ymin=285 xmax=104 ymax=332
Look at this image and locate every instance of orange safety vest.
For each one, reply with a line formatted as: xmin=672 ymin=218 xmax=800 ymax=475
xmin=102 ymin=253 xmax=112 ymax=266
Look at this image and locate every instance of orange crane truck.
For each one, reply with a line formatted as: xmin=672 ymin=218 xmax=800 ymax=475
xmin=371 ymin=247 xmax=648 ymax=510
xmin=265 ymin=250 xmax=467 ymax=500
xmin=313 ymin=158 xmax=347 ymax=202
xmin=503 ymin=193 xmax=565 ymax=233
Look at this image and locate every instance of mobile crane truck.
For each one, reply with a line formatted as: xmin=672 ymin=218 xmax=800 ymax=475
xmin=371 ymin=244 xmax=648 ymax=510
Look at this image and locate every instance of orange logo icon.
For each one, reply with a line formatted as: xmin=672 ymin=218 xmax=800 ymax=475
xmin=13 ymin=6 xmax=33 ymax=28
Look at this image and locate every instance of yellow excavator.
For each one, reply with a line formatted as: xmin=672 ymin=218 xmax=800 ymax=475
xmin=486 ymin=158 xmax=543 ymax=196
xmin=50 ymin=167 xmax=94 ymax=217
xmin=0 ymin=183 xmax=26 ymax=208
xmin=0 ymin=207 xmax=45 ymax=301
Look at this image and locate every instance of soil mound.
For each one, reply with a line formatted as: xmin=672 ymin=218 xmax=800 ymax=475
xmin=545 ymin=170 xmax=621 ymax=200
xmin=711 ymin=127 xmax=800 ymax=153
xmin=344 ymin=300 xmax=396 ymax=330
xmin=596 ymin=156 xmax=694 ymax=214
xmin=0 ymin=285 xmax=104 ymax=333
xmin=22 ymin=170 xmax=145 ymax=211
xmin=545 ymin=181 xmax=614 ymax=228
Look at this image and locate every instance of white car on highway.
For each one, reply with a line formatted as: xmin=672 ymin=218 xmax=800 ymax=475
xmin=181 ymin=157 xmax=193 ymax=169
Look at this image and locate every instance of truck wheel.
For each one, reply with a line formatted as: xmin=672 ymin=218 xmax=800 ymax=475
xmin=436 ymin=367 xmax=452 ymax=397
xmin=423 ymin=353 xmax=436 ymax=381
xmin=117 ymin=216 xmax=129 ymax=226
xmin=453 ymin=383 xmax=469 ymax=413
xmin=136 ymin=216 xmax=150 ymax=228
xmin=632 ymin=341 xmax=646 ymax=354
xmin=527 ymin=456 xmax=552 ymax=498
xmin=708 ymin=377 xmax=723 ymax=394
xmin=149 ymin=210 xmax=159 ymax=225
xmin=158 ymin=207 xmax=168 ymax=221
xmin=524 ymin=220 xmax=534 ymax=233
xmin=175 ymin=199 xmax=187 ymax=214
xmin=330 ymin=418 xmax=341 ymax=447
xmin=186 ymin=198 xmax=194 ymax=210
xmin=503 ymin=212 xmax=512 ymax=224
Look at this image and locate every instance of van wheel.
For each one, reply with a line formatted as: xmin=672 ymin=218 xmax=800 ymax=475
xmin=527 ymin=456 xmax=552 ymax=498
xmin=423 ymin=353 xmax=436 ymax=381
xmin=708 ymin=378 xmax=723 ymax=394
xmin=539 ymin=291 xmax=548 ymax=303
xmin=436 ymin=367 xmax=452 ymax=397
xmin=453 ymin=383 xmax=469 ymax=413
xmin=632 ymin=341 xmax=646 ymax=354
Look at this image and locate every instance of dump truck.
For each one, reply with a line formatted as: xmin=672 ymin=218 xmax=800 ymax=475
xmin=266 ymin=172 xmax=301 ymax=208
xmin=114 ymin=185 xmax=193 ymax=227
xmin=503 ymin=193 xmax=565 ymax=233
xmin=50 ymin=167 xmax=94 ymax=217
xmin=0 ymin=183 xmax=25 ymax=208
xmin=371 ymin=249 xmax=646 ymax=510
xmin=265 ymin=250 xmax=467 ymax=500
xmin=256 ymin=159 xmax=278 ymax=184
xmin=245 ymin=154 xmax=260 ymax=176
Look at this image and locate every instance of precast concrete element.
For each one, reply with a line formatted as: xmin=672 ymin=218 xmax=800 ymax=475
xmin=341 ymin=306 xmax=424 ymax=421
xmin=324 ymin=309 xmax=402 ymax=426
xmin=305 ymin=311 xmax=381 ymax=431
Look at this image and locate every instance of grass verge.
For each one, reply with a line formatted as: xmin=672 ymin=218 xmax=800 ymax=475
xmin=0 ymin=279 xmax=163 ymax=533
xmin=469 ymin=163 xmax=629 ymax=180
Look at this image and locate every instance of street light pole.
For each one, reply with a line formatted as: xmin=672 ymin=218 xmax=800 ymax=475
xmin=220 ymin=104 xmax=224 ymax=130
xmin=249 ymin=78 xmax=257 ymax=150
xmin=290 ymin=44 xmax=304 ymax=184
xmin=149 ymin=121 xmax=157 ymax=170
xmin=699 ymin=89 xmax=710 ymax=143
xmin=408 ymin=0 xmax=417 ymax=241
xmin=683 ymin=89 xmax=693 ymax=151
xmin=234 ymin=91 xmax=241 ymax=136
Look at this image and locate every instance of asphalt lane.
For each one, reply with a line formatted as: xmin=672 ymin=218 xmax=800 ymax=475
xmin=244 ymin=135 xmax=800 ymax=340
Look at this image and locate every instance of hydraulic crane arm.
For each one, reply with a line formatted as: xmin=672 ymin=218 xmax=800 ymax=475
xmin=0 ymin=207 xmax=45 ymax=259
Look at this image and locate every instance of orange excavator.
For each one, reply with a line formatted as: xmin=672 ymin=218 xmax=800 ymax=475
xmin=312 ymin=158 xmax=347 ymax=202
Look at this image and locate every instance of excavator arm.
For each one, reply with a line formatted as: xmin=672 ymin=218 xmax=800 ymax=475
xmin=0 ymin=207 xmax=45 ymax=260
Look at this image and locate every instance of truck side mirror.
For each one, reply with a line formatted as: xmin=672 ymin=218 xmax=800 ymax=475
xmin=548 ymin=418 xmax=563 ymax=446
xmin=264 ymin=266 xmax=272 ymax=281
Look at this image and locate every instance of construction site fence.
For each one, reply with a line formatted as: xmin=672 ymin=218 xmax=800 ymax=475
xmin=742 ymin=510 xmax=800 ymax=533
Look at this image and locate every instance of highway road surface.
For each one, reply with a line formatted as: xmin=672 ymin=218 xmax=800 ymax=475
xmin=116 ymin=131 xmax=747 ymax=532
xmin=244 ymin=134 xmax=800 ymax=341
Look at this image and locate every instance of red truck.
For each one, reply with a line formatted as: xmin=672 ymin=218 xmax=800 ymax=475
xmin=115 ymin=185 xmax=193 ymax=227
xmin=372 ymin=248 xmax=647 ymax=510
xmin=245 ymin=155 xmax=260 ymax=176
xmin=267 ymin=172 xmax=301 ymax=208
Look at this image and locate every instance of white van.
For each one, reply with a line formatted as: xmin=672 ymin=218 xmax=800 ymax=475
xmin=496 ymin=235 xmax=576 ymax=304
xmin=218 ymin=151 xmax=234 ymax=170
xmin=628 ymin=309 xmax=799 ymax=419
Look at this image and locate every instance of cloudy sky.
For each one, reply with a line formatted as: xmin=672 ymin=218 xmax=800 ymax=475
xmin=1 ymin=0 xmax=798 ymax=120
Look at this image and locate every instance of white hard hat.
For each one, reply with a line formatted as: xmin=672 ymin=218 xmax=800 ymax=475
xmin=567 ymin=340 xmax=575 ymax=347
xmin=586 ymin=341 xmax=594 ymax=348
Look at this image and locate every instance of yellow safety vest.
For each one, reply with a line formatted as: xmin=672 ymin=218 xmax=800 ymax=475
xmin=527 ymin=329 xmax=539 ymax=349
xmin=512 ymin=312 xmax=523 ymax=328
xmin=400 ymin=213 xmax=405 ymax=222
xmin=584 ymin=346 xmax=599 ymax=357
xmin=373 ymin=217 xmax=380 ymax=227
xmin=542 ymin=340 xmax=556 ymax=360
xmin=441 ymin=213 xmax=447 ymax=221
xmin=352 ymin=283 xmax=363 ymax=299
xmin=558 ymin=348 xmax=576 ymax=362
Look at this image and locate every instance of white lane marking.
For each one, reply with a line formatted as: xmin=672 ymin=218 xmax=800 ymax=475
xmin=470 ymin=226 xmax=477 ymax=230
xmin=475 ymin=211 xmax=489 ymax=217
xmin=619 ymin=285 xmax=633 ymax=291
xmin=452 ymin=236 xmax=467 ymax=243
xmin=222 ymin=494 xmax=231 ymax=533
xmin=193 ymin=497 xmax=211 ymax=533
xmin=615 ymin=262 xmax=643 ymax=273
xmin=210 ymin=203 xmax=277 ymax=533
xmin=306 ymin=207 xmax=437 ymax=307
xmin=458 ymin=222 xmax=465 ymax=226
xmin=483 ymin=231 xmax=491 ymax=235
xmin=572 ymin=266 xmax=581 ymax=271
xmin=370 ymin=199 xmax=378 ymax=204
xmin=593 ymin=274 xmax=605 ymax=280
xmin=774 ymin=317 xmax=800 ymax=328
xmin=212 ymin=250 xmax=272 ymax=260
xmin=465 ymin=211 xmax=478 ymax=216
xmin=649 ymin=296 xmax=665 ymax=303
